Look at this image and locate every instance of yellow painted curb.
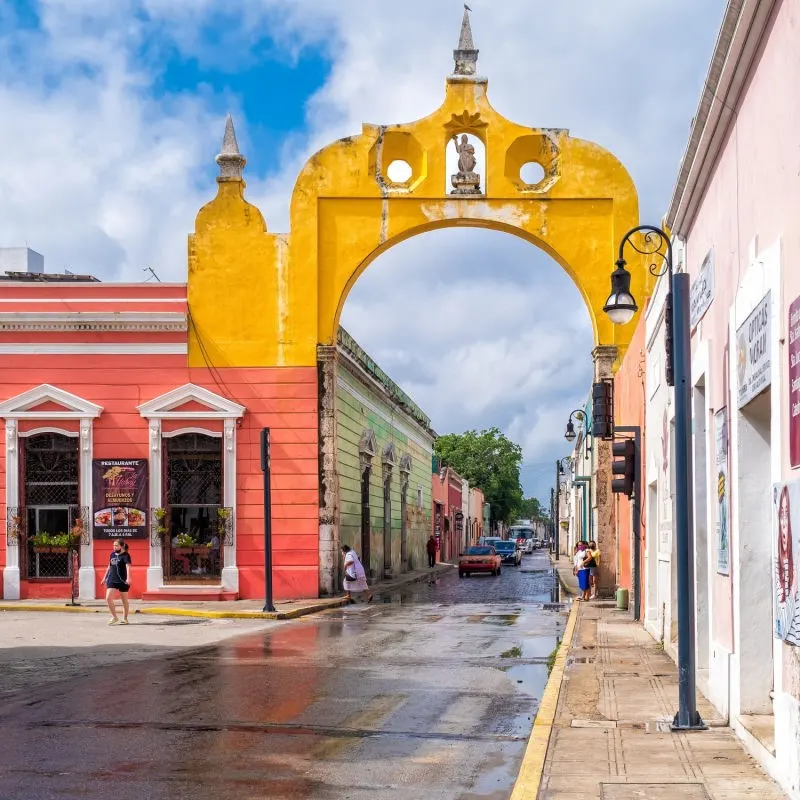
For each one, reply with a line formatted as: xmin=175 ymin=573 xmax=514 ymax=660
xmin=0 ymin=603 xmax=95 ymax=613
xmin=0 ymin=599 xmax=349 ymax=620
xmin=510 ymin=601 xmax=578 ymax=800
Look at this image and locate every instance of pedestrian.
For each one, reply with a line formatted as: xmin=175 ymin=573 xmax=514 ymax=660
xmin=586 ymin=540 xmax=601 ymax=599
xmin=573 ymin=541 xmax=591 ymax=601
xmin=426 ymin=534 xmax=437 ymax=569
xmin=341 ymin=544 xmax=373 ymax=604
xmin=103 ymin=539 xmax=132 ymax=625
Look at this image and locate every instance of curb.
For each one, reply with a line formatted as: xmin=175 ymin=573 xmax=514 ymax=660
xmin=0 ymin=565 xmax=453 ymax=621
xmin=510 ymin=599 xmax=578 ymax=800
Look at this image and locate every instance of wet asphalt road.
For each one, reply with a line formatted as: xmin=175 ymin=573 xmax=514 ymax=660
xmin=0 ymin=550 xmax=566 ymax=800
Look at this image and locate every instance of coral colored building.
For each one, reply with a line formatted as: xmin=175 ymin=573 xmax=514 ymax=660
xmin=0 ymin=280 xmax=320 ymax=602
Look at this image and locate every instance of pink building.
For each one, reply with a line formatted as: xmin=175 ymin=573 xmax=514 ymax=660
xmin=640 ymin=1 xmax=800 ymax=793
xmin=431 ymin=464 xmax=465 ymax=562
xmin=0 ymin=278 xmax=319 ymax=602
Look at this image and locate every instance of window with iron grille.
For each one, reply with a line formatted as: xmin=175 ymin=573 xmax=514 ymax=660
xmin=23 ymin=433 xmax=79 ymax=580
xmin=165 ymin=433 xmax=223 ymax=578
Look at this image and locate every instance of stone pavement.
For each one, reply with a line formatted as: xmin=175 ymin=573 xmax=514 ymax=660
xmin=536 ymin=598 xmax=787 ymax=799
xmin=0 ymin=562 xmax=453 ymax=620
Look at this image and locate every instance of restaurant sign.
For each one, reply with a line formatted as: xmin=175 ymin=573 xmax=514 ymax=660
xmin=690 ymin=249 xmax=714 ymax=330
xmin=736 ymin=292 xmax=771 ymax=408
xmin=92 ymin=459 xmax=148 ymax=539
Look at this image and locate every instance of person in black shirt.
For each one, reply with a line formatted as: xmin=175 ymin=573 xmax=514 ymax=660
xmin=104 ymin=539 xmax=132 ymax=625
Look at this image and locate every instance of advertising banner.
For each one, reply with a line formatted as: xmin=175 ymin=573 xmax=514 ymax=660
xmin=715 ymin=408 xmax=730 ymax=576
xmin=690 ymin=249 xmax=714 ymax=330
xmin=773 ymin=480 xmax=800 ymax=645
xmin=92 ymin=459 xmax=148 ymax=539
xmin=790 ymin=296 xmax=800 ymax=468
xmin=736 ymin=292 xmax=771 ymax=408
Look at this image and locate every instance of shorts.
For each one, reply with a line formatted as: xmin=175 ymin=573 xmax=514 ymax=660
xmin=107 ymin=582 xmax=129 ymax=593
xmin=589 ymin=567 xmax=598 ymax=577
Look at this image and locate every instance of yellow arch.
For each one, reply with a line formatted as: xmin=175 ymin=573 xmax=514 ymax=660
xmin=188 ymin=70 xmax=654 ymax=369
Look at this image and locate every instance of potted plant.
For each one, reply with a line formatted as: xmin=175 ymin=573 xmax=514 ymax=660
xmin=31 ymin=532 xmax=71 ymax=553
xmin=173 ymin=532 xmax=201 ymax=555
xmin=68 ymin=518 xmax=84 ymax=548
xmin=216 ymin=507 xmax=231 ymax=542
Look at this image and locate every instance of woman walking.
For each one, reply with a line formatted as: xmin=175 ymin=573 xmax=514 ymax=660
xmin=341 ymin=544 xmax=373 ymax=604
xmin=104 ymin=539 xmax=132 ymax=625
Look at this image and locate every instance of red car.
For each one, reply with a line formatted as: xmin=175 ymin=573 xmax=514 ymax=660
xmin=459 ymin=545 xmax=502 ymax=578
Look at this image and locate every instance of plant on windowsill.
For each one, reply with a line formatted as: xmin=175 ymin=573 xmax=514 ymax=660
xmin=174 ymin=532 xmax=197 ymax=548
xmin=153 ymin=508 xmax=168 ymax=541
xmin=216 ymin=507 xmax=231 ymax=543
xmin=69 ymin=518 xmax=84 ymax=548
xmin=31 ymin=531 xmax=72 ymax=553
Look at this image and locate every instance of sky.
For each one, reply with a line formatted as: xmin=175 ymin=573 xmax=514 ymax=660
xmin=0 ymin=0 xmax=727 ymax=503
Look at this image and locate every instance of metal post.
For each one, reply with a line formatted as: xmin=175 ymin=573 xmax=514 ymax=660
xmin=671 ymin=273 xmax=705 ymax=730
xmin=554 ymin=461 xmax=560 ymax=556
xmin=261 ymin=428 xmax=276 ymax=613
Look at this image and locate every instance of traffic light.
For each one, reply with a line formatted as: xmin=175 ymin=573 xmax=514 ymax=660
xmin=611 ymin=438 xmax=636 ymax=497
xmin=592 ymin=380 xmax=614 ymax=440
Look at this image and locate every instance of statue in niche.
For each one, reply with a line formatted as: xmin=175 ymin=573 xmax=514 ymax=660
xmin=451 ymin=133 xmax=482 ymax=195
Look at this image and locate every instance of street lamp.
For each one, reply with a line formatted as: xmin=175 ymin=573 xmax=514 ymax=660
xmin=604 ymin=224 xmax=705 ymax=731
xmin=563 ymin=410 xmax=585 ymax=442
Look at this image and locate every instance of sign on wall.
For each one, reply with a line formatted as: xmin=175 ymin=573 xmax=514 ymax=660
xmin=736 ymin=291 xmax=771 ymax=408
xmin=690 ymin=249 xmax=714 ymax=330
xmin=715 ymin=408 xmax=730 ymax=576
xmin=773 ymin=480 xmax=800 ymax=645
xmin=92 ymin=459 xmax=149 ymax=539
xmin=790 ymin=296 xmax=800 ymax=468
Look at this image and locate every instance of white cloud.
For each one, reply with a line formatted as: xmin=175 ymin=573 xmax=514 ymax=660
xmin=0 ymin=0 xmax=726 ymax=498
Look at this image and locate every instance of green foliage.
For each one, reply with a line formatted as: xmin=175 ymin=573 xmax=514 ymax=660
xmin=434 ymin=428 xmax=523 ymax=524
xmin=175 ymin=533 xmax=198 ymax=547
xmin=32 ymin=531 xmax=77 ymax=548
xmin=516 ymin=496 xmax=549 ymax=522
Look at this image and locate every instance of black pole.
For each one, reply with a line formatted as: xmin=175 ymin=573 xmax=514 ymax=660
xmin=261 ymin=428 xmax=276 ymax=613
xmin=671 ymin=273 xmax=705 ymax=730
xmin=554 ymin=460 xmax=560 ymax=557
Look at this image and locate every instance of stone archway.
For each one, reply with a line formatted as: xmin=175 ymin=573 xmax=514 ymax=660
xmin=186 ymin=9 xmax=655 ymax=596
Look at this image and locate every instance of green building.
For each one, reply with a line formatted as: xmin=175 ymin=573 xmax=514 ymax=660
xmin=336 ymin=328 xmax=435 ymax=581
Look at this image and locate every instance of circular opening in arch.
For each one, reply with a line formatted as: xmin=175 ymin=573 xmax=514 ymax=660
xmin=520 ymin=161 xmax=545 ymax=185
xmin=387 ymin=160 xmax=413 ymax=184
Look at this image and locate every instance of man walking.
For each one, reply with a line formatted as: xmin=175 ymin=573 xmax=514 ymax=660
xmin=426 ymin=534 xmax=437 ymax=569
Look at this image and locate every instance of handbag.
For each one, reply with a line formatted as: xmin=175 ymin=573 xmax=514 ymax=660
xmin=344 ymin=569 xmax=357 ymax=582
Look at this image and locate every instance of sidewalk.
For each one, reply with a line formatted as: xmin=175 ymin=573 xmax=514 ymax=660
xmin=518 ymin=597 xmax=788 ymax=799
xmin=550 ymin=553 xmax=579 ymax=596
xmin=0 ymin=562 xmax=453 ymax=620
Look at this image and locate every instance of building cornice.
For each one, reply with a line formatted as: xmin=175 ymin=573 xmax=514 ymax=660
xmin=665 ymin=0 xmax=779 ymax=235
xmin=0 ymin=312 xmax=187 ymax=332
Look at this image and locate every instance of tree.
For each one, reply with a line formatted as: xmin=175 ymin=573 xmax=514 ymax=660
xmin=516 ymin=496 xmax=548 ymax=522
xmin=434 ymin=428 xmax=523 ymax=524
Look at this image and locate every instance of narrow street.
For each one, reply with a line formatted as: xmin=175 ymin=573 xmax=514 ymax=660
xmin=0 ymin=551 xmax=566 ymax=800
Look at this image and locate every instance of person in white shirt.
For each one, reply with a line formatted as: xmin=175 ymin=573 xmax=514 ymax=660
xmin=341 ymin=544 xmax=374 ymax=604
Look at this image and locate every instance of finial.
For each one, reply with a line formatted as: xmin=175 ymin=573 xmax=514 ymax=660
xmin=215 ymin=114 xmax=246 ymax=181
xmin=453 ymin=4 xmax=478 ymax=76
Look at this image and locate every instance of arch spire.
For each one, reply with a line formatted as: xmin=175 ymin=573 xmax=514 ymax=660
xmin=453 ymin=4 xmax=479 ymax=77
xmin=215 ymin=114 xmax=246 ymax=181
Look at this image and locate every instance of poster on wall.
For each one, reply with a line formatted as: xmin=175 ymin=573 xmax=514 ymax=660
xmin=773 ymin=480 xmax=800 ymax=645
xmin=690 ymin=249 xmax=714 ymax=330
xmin=92 ymin=459 xmax=148 ymax=539
xmin=715 ymin=408 xmax=730 ymax=576
xmin=736 ymin=291 xmax=771 ymax=408
xmin=789 ymin=296 xmax=800 ymax=468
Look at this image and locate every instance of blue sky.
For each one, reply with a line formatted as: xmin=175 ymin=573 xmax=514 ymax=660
xmin=0 ymin=0 xmax=727 ymax=503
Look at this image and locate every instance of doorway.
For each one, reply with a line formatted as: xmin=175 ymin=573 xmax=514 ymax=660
xmin=360 ymin=464 xmax=372 ymax=578
xmin=736 ymin=389 xmax=773 ymax=716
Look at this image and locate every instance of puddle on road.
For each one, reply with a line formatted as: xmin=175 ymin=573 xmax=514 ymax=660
xmin=466 ymin=614 xmax=520 ymax=626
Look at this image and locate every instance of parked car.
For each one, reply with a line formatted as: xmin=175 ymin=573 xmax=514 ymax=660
xmin=493 ymin=540 xmax=522 ymax=566
xmin=479 ymin=536 xmax=503 ymax=549
xmin=459 ymin=545 xmax=502 ymax=578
